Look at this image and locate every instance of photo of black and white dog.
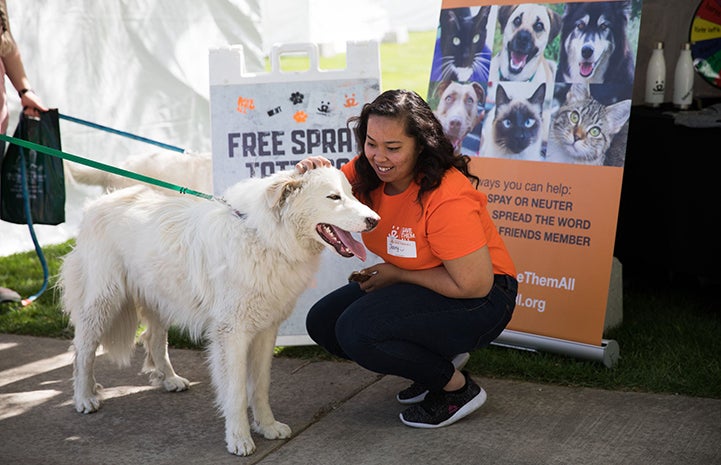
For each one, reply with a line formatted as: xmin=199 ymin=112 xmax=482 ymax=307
xmin=555 ymin=0 xmax=635 ymax=88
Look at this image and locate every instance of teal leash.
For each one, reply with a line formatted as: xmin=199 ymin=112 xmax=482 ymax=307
xmin=17 ymin=148 xmax=49 ymax=306
xmin=1 ymin=124 xmax=214 ymax=307
xmin=0 ymin=134 xmax=215 ymax=200
xmin=57 ymin=113 xmax=186 ymax=154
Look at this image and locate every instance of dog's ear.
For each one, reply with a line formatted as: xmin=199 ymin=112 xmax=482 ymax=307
xmin=471 ymin=82 xmax=485 ymax=106
xmin=547 ymin=8 xmax=562 ymax=40
xmin=265 ymin=172 xmax=303 ymax=211
xmin=434 ymin=80 xmax=451 ymax=100
xmin=471 ymin=82 xmax=486 ymax=126
xmin=497 ymin=5 xmax=514 ymax=30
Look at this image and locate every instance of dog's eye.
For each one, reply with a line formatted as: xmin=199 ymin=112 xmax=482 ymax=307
xmin=513 ymin=16 xmax=522 ymax=27
xmin=576 ymin=21 xmax=586 ymax=31
xmin=569 ymin=111 xmax=580 ymax=124
xmin=533 ymin=20 xmax=545 ymax=33
xmin=327 ymin=194 xmax=341 ymax=200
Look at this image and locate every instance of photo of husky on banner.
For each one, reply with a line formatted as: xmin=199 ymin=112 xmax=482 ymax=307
xmin=428 ymin=0 xmax=642 ymax=354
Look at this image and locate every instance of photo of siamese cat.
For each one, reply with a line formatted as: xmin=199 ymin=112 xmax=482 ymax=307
xmin=480 ymin=82 xmax=547 ymax=161
xmin=545 ymin=83 xmax=631 ymax=166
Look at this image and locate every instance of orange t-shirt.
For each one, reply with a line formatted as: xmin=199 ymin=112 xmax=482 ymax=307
xmin=341 ymin=157 xmax=516 ymax=277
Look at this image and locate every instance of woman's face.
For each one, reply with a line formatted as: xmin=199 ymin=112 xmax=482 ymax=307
xmin=364 ymin=115 xmax=419 ymax=195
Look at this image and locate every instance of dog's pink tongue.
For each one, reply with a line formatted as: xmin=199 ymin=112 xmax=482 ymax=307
xmin=511 ymin=52 xmax=528 ymax=69
xmin=580 ymin=62 xmax=593 ymax=77
xmin=335 ymin=228 xmax=367 ymax=262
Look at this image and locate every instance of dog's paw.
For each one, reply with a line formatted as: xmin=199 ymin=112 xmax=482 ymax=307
xmin=254 ymin=420 xmax=292 ymax=440
xmin=226 ymin=435 xmax=256 ymax=456
xmin=162 ymin=375 xmax=190 ymax=392
xmin=74 ymin=395 xmax=101 ymax=414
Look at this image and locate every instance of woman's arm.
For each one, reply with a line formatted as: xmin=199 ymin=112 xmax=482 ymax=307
xmin=295 ymin=156 xmax=332 ymax=173
xmin=2 ymin=49 xmax=48 ymax=117
xmin=359 ymin=246 xmax=495 ymax=299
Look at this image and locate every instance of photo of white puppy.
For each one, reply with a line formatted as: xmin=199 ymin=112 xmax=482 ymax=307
xmin=489 ymin=3 xmax=561 ymax=99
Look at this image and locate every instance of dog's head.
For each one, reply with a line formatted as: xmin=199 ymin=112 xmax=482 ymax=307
xmin=434 ymin=80 xmax=486 ymax=153
xmin=497 ymin=4 xmax=561 ymax=81
xmin=261 ymin=167 xmax=379 ymax=261
xmin=560 ymin=1 xmax=631 ymax=82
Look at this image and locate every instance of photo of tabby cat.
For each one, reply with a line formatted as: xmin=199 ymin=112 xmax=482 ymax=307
xmin=480 ymin=82 xmax=546 ymax=161
xmin=545 ymin=84 xmax=631 ymax=166
xmin=430 ymin=6 xmax=492 ymax=83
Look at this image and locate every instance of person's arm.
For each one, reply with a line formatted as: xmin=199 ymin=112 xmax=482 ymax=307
xmin=2 ymin=48 xmax=47 ymax=117
xmin=358 ymin=246 xmax=495 ymax=299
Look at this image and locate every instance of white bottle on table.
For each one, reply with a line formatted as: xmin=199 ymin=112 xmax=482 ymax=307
xmin=673 ymin=42 xmax=694 ymax=110
xmin=645 ymin=42 xmax=666 ymax=107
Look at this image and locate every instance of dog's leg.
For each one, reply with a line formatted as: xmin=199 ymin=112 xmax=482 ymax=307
xmin=139 ymin=310 xmax=190 ymax=392
xmin=249 ymin=324 xmax=291 ymax=440
xmin=71 ymin=319 xmax=103 ymax=414
xmin=208 ymin=329 xmax=256 ymax=456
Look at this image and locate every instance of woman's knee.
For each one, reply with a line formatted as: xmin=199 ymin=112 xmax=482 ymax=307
xmin=334 ymin=308 xmax=373 ymax=360
xmin=305 ymin=304 xmax=333 ymax=346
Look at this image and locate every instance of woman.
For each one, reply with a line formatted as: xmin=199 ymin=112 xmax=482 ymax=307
xmin=0 ymin=0 xmax=48 ymax=304
xmin=296 ymin=89 xmax=517 ymax=428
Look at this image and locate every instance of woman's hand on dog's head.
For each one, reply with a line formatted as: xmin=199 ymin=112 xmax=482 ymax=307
xmin=295 ymin=156 xmax=332 ymax=174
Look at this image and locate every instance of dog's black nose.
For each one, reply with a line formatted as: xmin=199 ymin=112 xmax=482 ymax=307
xmin=365 ymin=217 xmax=379 ymax=230
xmin=581 ymin=45 xmax=594 ymax=59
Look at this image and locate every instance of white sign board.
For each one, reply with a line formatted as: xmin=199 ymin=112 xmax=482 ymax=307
xmin=209 ymin=41 xmax=381 ymax=345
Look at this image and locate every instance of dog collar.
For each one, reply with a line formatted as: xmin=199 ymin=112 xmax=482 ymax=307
xmin=498 ymin=69 xmax=536 ymax=82
xmin=215 ymin=196 xmax=246 ymax=219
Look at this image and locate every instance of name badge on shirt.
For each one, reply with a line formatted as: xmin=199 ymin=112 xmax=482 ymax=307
xmin=387 ymin=236 xmax=417 ymax=258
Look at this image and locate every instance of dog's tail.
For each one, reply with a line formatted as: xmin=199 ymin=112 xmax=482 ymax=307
xmin=98 ymin=302 xmax=140 ymax=367
xmin=58 ymin=249 xmax=139 ymax=367
xmin=64 ymin=160 xmax=118 ymax=190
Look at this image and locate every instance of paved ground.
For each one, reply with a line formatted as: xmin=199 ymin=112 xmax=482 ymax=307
xmin=1 ymin=333 xmax=720 ymax=465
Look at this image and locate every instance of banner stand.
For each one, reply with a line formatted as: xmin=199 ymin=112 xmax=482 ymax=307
xmin=493 ymin=330 xmax=619 ymax=368
xmin=273 ymin=330 xmax=619 ymax=368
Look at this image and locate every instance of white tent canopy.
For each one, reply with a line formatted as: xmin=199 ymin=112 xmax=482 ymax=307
xmin=1 ymin=0 xmax=440 ymax=256
xmin=2 ymin=0 xmax=265 ymax=255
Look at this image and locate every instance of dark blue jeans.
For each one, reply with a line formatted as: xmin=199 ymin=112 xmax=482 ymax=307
xmin=305 ymin=274 xmax=518 ymax=392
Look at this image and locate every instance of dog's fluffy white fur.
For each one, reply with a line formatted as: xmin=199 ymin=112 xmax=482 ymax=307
xmin=65 ymin=151 xmax=212 ymax=193
xmin=58 ymin=166 xmax=379 ymax=456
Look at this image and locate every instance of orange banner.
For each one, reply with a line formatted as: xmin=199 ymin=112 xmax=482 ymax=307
xmin=431 ymin=0 xmax=641 ymax=345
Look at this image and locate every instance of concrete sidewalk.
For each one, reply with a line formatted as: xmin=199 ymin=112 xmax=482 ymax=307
xmin=1 ymin=333 xmax=719 ymax=465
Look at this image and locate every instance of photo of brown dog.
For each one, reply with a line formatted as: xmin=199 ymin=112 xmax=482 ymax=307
xmin=433 ymin=79 xmax=486 ymax=155
xmin=489 ymin=3 xmax=561 ymax=99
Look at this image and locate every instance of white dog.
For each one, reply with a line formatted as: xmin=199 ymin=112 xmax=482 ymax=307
xmin=65 ymin=150 xmax=212 ymax=193
xmin=433 ymin=80 xmax=486 ymax=155
xmin=58 ymin=166 xmax=380 ymax=456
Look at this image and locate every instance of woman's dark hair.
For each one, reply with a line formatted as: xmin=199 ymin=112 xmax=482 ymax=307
xmin=347 ymin=89 xmax=479 ymax=207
